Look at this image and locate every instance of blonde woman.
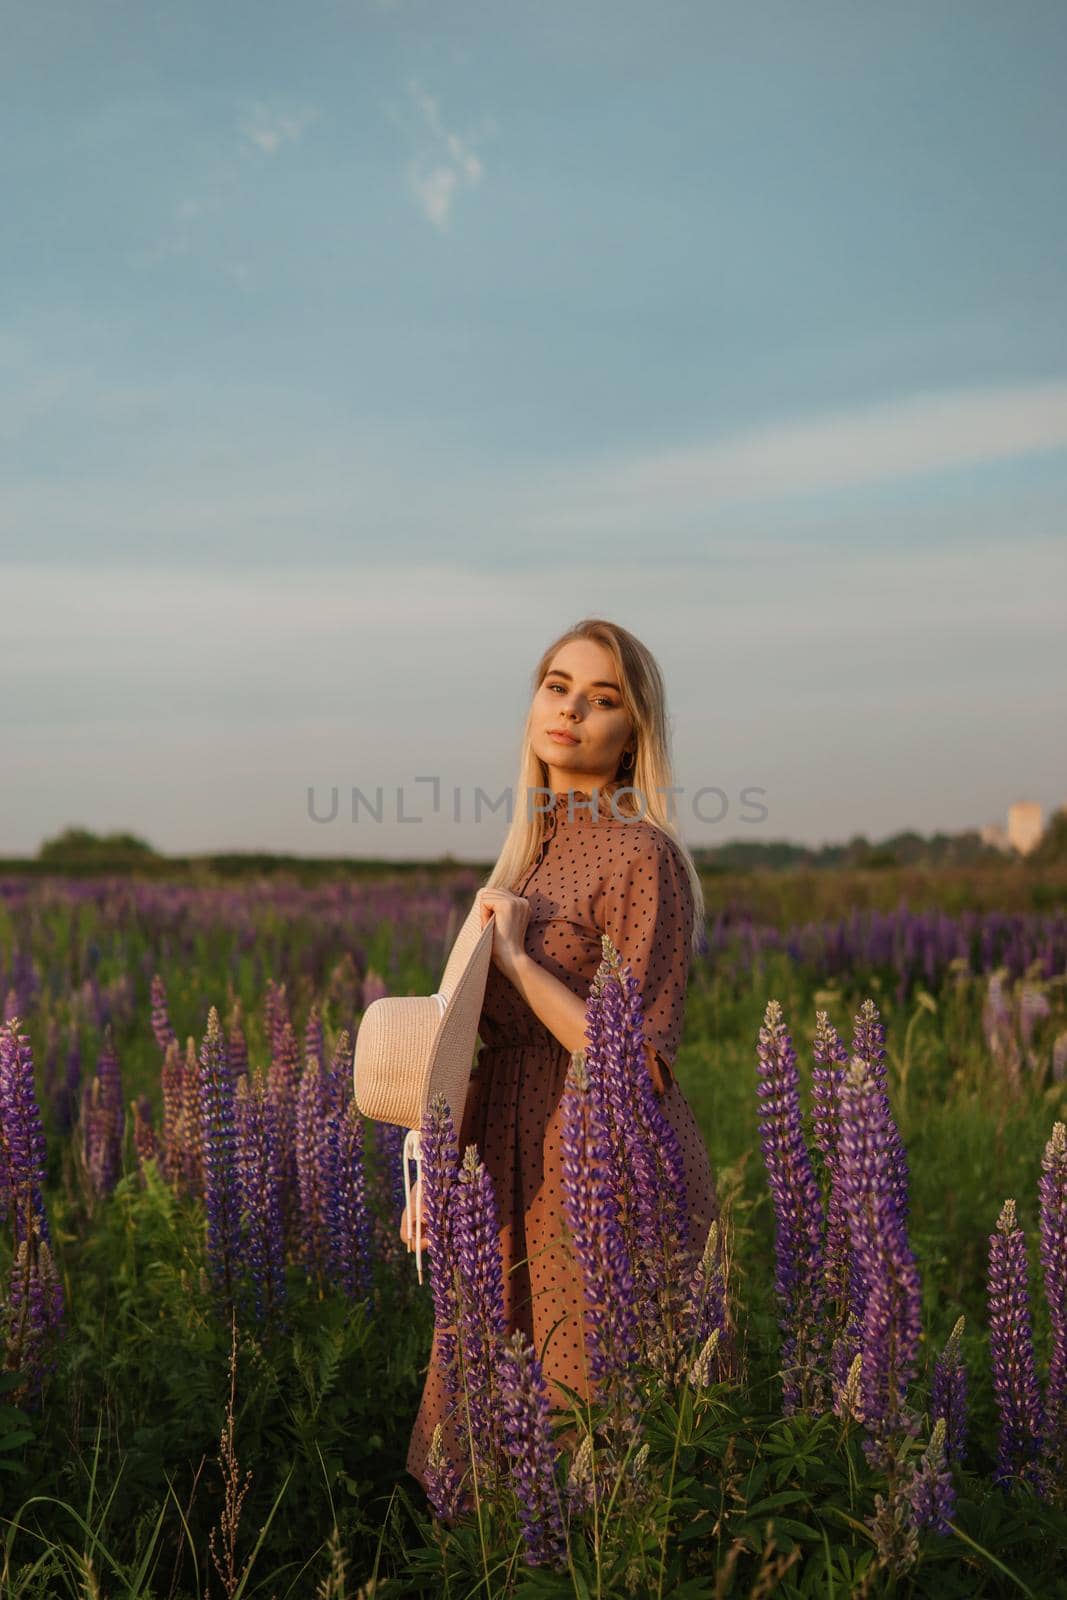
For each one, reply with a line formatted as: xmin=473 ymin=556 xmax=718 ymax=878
xmin=403 ymin=617 xmax=719 ymax=1498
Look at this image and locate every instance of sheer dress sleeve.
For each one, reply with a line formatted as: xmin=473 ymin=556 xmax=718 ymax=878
xmin=599 ymin=831 xmax=696 ymax=1097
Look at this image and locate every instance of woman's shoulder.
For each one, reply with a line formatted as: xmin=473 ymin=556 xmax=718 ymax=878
xmin=604 ymin=816 xmax=686 ymax=858
xmin=598 ymin=818 xmax=692 ymax=889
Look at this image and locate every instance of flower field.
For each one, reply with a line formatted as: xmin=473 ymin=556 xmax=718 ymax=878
xmin=1 ymin=867 xmax=1065 ymax=1597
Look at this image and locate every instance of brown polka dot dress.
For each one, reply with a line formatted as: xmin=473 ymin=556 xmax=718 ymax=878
xmin=405 ymin=784 xmax=719 ymax=1497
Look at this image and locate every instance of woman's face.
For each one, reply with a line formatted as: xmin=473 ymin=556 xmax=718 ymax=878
xmin=530 ymin=638 xmax=634 ymax=797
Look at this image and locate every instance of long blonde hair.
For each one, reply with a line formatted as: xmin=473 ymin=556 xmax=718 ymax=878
xmin=483 ymin=617 xmax=706 ymax=956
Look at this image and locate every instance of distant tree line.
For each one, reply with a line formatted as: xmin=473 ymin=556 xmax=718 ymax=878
xmin=693 ymin=820 xmax=1067 ymax=873
xmin=1 ymin=816 xmax=1062 ymax=880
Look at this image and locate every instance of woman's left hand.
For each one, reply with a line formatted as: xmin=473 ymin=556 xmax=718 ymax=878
xmin=478 ymin=888 xmax=530 ymax=983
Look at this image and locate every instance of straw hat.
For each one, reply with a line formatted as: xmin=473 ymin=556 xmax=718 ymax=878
xmin=352 ymin=889 xmax=496 ymax=1283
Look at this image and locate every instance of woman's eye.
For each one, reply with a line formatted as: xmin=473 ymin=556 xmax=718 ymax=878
xmin=546 ymin=682 xmax=616 ymax=708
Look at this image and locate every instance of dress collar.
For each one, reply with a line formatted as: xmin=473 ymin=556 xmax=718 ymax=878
xmin=547 ymin=783 xmax=624 ymax=825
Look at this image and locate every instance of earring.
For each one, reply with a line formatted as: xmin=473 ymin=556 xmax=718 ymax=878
xmin=620 ymin=749 xmax=635 ymax=771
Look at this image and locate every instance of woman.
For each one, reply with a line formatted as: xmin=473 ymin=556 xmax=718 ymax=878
xmin=402 ymin=616 xmax=719 ymax=1499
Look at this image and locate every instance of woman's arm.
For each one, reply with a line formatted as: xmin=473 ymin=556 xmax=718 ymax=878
xmin=507 ymin=954 xmax=672 ymax=1092
xmin=480 ymin=886 xmax=675 ymax=1093
xmin=506 ymin=951 xmax=590 ymax=1059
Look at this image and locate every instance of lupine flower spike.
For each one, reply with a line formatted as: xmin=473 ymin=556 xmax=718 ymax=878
xmin=0 ymin=1019 xmax=64 ymax=1403
xmin=1038 ymin=1122 xmax=1067 ymax=1487
xmin=418 ymin=1093 xmax=470 ymax=1519
xmin=811 ymin=1010 xmax=852 ymax=1397
xmin=837 ymin=1056 xmax=921 ymax=1463
xmin=150 ymin=974 xmax=178 ymax=1055
xmin=755 ymin=1000 xmax=826 ymax=1414
xmin=931 ymin=1315 xmax=968 ymax=1466
xmin=593 ymin=945 xmax=691 ymax=1370
xmin=200 ymin=1007 xmax=242 ymax=1302
xmin=987 ymin=1198 xmax=1044 ymax=1492
xmin=234 ymin=1072 xmax=286 ymax=1323
xmin=497 ymin=1328 xmax=567 ymax=1570
xmin=559 ymin=1051 xmax=642 ymax=1442
xmin=325 ymin=1093 xmax=372 ymax=1302
xmin=451 ymin=1145 xmax=510 ymax=1493
xmin=295 ymin=1056 xmax=331 ymax=1278
xmin=907 ymin=1417 xmax=956 ymax=1536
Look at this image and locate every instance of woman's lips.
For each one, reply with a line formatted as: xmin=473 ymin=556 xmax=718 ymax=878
xmin=548 ymin=730 xmax=579 ymax=744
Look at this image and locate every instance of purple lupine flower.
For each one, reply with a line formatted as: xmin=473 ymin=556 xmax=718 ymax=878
xmin=497 ymin=1328 xmax=567 ymax=1570
xmin=576 ymin=965 xmax=629 ymax=1225
xmin=559 ymin=1051 xmax=641 ymax=1433
xmin=931 ymin=1315 xmax=968 ymax=1466
xmin=181 ymin=1037 xmax=203 ymax=1197
xmin=1038 ymin=1122 xmax=1067 ymax=1474
xmin=0 ymin=1020 xmax=52 ymax=1245
xmin=424 ymin=1423 xmax=466 ymax=1524
xmin=150 ymin=974 xmax=177 ymax=1054
xmin=100 ymin=973 xmax=133 ymax=1031
xmin=419 ymin=1097 xmax=461 ymax=1332
xmin=837 ymin=1056 xmax=921 ymax=1461
xmin=592 ymin=949 xmax=692 ymax=1360
xmin=267 ymin=1020 xmax=301 ymax=1228
xmin=325 ymin=950 xmax=361 ymax=1032
xmin=1019 ymin=984 xmax=1051 ymax=1053
xmin=199 ymin=1007 xmax=242 ymax=1301
xmin=419 ymin=1091 xmax=466 ymax=1506
xmin=812 ymin=1011 xmax=851 ymax=1306
xmin=0 ymin=1092 xmax=9 ymax=1225
xmin=852 ymin=1000 xmax=909 ymax=1222
xmin=4 ymin=1221 xmax=64 ymax=1407
xmin=325 ymin=1099 xmax=372 ymax=1301
xmin=81 ymin=1078 xmax=109 ymax=1200
xmin=755 ymin=1000 xmax=826 ymax=1414
xmin=988 ymin=1198 xmax=1044 ymax=1491
xmin=451 ymin=1144 xmax=509 ymax=1491
xmin=227 ymin=1007 xmax=248 ymax=1083
xmin=907 ymin=1418 xmax=955 ymax=1536
xmin=160 ymin=1038 xmax=185 ymax=1189
xmin=1052 ymin=1031 xmax=1067 ymax=1085
xmin=295 ymin=1056 xmax=331 ymax=1278
xmin=584 ymin=956 xmax=687 ymax=1349
xmin=370 ymin=1119 xmax=408 ymax=1268
xmin=81 ymin=1025 xmax=125 ymax=1198
xmin=234 ymin=1071 xmax=286 ymax=1322
xmin=78 ymin=976 xmax=103 ymax=1031
xmin=324 ymin=1028 xmax=351 ymax=1119
xmin=304 ymin=1004 xmax=324 ymax=1073
xmin=132 ymin=1094 xmax=157 ymax=1167
xmin=263 ymin=978 xmax=281 ymax=1055
xmin=982 ymin=969 xmax=1021 ymax=1086
xmin=268 ymin=983 xmax=292 ymax=1062
xmin=361 ymin=968 xmax=388 ymax=1010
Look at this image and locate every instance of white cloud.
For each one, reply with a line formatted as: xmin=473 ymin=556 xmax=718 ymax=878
xmin=523 ymin=380 xmax=1067 ymax=534
xmin=411 ymin=165 xmax=459 ymax=229
xmin=402 ymin=78 xmax=487 ymax=229
xmin=129 ymin=101 xmax=317 ymax=272
xmin=238 ymin=102 xmax=317 ymax=156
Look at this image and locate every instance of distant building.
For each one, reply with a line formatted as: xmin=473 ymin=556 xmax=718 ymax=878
xmin=1007 ymin=800 xmax=1044 ymax=856
xmin=980 ymin=822 xmax=1012 ymax=853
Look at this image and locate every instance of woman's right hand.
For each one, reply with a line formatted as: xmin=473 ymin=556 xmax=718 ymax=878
xmin=399 ymin=1177 xmax=423 ymax=1251
xmin=478 ymin=888 xmax=529 ymax=983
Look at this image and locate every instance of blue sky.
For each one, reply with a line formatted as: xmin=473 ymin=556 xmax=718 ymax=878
xmin=2 ymin=0 xmax=1065 ymax=858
